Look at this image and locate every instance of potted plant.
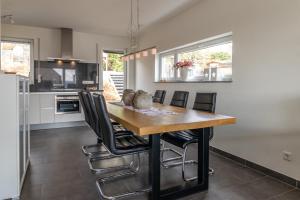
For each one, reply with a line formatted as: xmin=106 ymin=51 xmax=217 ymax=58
xmin=175 ymin=60 xmax=193 ymax=81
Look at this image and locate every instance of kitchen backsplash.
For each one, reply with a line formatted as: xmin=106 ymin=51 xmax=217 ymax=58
xmin=30 ymin=60 xmax=98 ymax=92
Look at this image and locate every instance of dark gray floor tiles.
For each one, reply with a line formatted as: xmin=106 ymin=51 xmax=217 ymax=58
xmin=20 ymin=126 xmax=300 ymax=200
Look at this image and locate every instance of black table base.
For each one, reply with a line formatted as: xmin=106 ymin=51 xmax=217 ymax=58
xmin=149 ymin=128 xmax=210 ymax=200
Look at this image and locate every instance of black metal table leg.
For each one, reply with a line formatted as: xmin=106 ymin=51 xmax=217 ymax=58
xmin=198 ymin=127 xmax=209 ymax=188
xmin=149 ymin=134 xmax=161 ymax=200
xmin=148 ymin=128 xmax=209 ymax=200
xmin=159 ymin=127 xmax=210 ymax=199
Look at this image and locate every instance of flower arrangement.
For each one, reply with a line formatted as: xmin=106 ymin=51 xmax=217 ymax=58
xmin=175 ymin=60 xmax=193 ymax=68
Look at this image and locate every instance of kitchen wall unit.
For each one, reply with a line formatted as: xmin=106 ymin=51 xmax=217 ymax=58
xmin=0 ymin=75 xmax=30 ymax=199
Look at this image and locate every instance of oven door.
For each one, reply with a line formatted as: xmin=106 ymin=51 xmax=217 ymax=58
xmin=56 ymin=99 xmax=80 ymax=114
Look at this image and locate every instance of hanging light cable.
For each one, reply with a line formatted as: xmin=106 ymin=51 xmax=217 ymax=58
xmin=123 ymin=0 xmax=157 ymax=61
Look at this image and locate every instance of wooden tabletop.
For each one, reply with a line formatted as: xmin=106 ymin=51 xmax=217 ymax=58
xmin=107 ymin=103 xmax=236 ymax=136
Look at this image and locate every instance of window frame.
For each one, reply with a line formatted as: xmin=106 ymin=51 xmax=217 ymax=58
xmin=1 ymin=37 xmax=34 ymax=80
xmin=157 ymin=33 xmax=233 ymax=82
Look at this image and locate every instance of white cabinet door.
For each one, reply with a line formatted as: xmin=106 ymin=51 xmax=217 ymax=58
xmin=40 ymin=94 xmax=55 ymax=124
xmin=40 ymin=94 xmax=55 ymax=108
xmin=29 ymin=94 xmax=40 ymax=124
xmin=40 ymin=108 xmax=55 ymax=124
xmin=55 ymin=113 xmax=83 ymax=123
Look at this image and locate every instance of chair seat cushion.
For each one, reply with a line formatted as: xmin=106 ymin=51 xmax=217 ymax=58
xmin=115 ymin=130 xmax=133 ymax=136
xmin=114 ymin=134 xmax=149 ymax=155
xmin=161 ymin=130 xmax=201 ymax=148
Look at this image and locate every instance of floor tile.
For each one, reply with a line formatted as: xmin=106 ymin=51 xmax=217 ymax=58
xmin=20 ymin=126 xmax=300 ymax=200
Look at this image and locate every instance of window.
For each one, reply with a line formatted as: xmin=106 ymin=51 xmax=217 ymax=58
xmin=158 ymin=34 xmax=232 ymax=82
xmin=1 ymin=38 xmax=33 ymax=77
xmin=161 ymin=54 xmax=175 ymax=80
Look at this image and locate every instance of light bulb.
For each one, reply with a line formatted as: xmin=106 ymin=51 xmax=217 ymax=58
xmin=142 ymin=51 xmax=148 ymax=57
xmin=151 ymin=48 xmax=157 ymax=55
xmin=135 ymin=52 xmax=141 ymax=59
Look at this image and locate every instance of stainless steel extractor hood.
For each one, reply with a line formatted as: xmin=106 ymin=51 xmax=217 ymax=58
xmin=48 ymin=28 xmax=81 ymax=62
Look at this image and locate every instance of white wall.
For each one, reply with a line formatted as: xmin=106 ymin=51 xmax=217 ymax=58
xmin=136 ymin=0 xmax=300 ymax=180
xmin=0 ymin=2 xmax=2 ymax=68
xmin=1 ymin=24 xmax=132 ymax=87
xmin=2 ymin=24 xmax=61 ymax=61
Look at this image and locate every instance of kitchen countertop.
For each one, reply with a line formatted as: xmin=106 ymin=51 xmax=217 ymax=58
xmin=30 ymin=90 xmax=104 ymax=95
xmin=30 ymin=91 xmax=79 ymax=95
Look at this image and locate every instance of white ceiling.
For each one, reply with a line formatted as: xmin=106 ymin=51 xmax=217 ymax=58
xmin=1 ymin=0 xmax=199 ymax=37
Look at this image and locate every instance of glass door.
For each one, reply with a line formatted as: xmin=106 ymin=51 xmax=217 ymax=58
xmin=102 ymin=51 xmax=126 ymax=101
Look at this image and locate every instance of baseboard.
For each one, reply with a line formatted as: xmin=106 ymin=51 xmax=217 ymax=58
xmin=31 ymin=121 xmax=86 ymax=130
xmin=210 ymin=146 xmax=299 ymax=188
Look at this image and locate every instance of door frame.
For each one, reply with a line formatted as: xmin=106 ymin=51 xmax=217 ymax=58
xmin=99 ymin=49 xmax=127 ymax=91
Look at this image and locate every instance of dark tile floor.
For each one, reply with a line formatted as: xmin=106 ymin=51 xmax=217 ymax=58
xmin=21 ymin=126 xmax=300 ymax=200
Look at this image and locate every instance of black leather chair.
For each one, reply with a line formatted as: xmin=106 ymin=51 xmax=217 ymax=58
xmin=80 ymin=91 xmax=127 ymax=158
xmin=160 ymin=91 xmax=190 ymax=165
xmin=78 ymin=91 xmax=90 ymax=126
xmin=170 ymin=91 xmax=189 ymax=108
xmin=80 ymin=91 xmax=103 ymax=157
xmin=161 ymin=93 xmax=217 ymax=182
xmin=93 ymin=94 xmax=151 ymax=199
xmin=83 ymin=92 xmax=138 ymax=174
xmin=153 ymin=90 xmax=166 ymax=104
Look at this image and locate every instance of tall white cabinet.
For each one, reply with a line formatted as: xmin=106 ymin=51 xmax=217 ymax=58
xmin=0 ymin=75 xmax=30 ymax=199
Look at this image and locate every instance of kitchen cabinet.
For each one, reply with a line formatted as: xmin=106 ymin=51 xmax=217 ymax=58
xmin=29 ymin=94 xmax=40 ymax=124
xmin=0 ymin=75 xmax=30 ymax=199
xmin=40 ymin=108 xmax=55 ymax=124
xmin=29 ymin=92 xmax=85 ymax=126
xmin=40 ymin=94 xmax=55 ymax=123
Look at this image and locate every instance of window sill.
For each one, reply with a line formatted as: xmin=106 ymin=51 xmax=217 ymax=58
xmin=154 ymin=80 xmax=233 ymax=83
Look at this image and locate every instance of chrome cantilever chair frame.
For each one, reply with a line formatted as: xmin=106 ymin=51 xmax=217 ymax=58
xmin=160 ymin=137 xmax=198 ymax=182
xmin=93 ymin=94 xmax=151 ymax=200
xmin=88 ymin=149 xmax=139 ymax=174
xmin=95 ymin=152 xmax=151 ymax=200
xmin=161 ymin=93 xmax=216 ymax=181
xmin=81 ymin=123 xmax=127 ymax=158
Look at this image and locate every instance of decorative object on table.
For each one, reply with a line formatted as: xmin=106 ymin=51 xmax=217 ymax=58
xmin=124 ymin=106 xmax=177 ymax=116
xmin=133 ymin=90 xmax=153 ymax=109
xmin=175 ymin=60 xmax=193 ymax=81
xmin=122 ymin=89 xmax=136 ymax=106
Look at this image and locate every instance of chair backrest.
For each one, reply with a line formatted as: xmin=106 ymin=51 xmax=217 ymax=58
xmin=93 ymin=94 xmax=117 ymax=153
xmin=78 ymin=91 xmax=90 ymax=125
xmin=193 ymin=93 xmax=217 ymax=113
xmin=193 ymin=93 xmax=217 ymax=141
xmin=81 ymin=92 xmax=100 ymax=139
xmin=153 ymin=90 xmax=166 ymax=104
xmin=170 ymin=91 xmax=189 ymax=108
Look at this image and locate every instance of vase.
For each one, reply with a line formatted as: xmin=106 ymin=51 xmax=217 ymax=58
xmin=180 ymin=68 xmax=189 ymax=81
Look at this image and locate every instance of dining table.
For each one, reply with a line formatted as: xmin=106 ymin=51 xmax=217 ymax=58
xmin=107 ymin=102 xmax=236 ymax=200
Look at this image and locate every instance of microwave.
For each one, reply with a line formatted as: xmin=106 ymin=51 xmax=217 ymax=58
xmin=55 ymin=95 xmax=81 ymax=114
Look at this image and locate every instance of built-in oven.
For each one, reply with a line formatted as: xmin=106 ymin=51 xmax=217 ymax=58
xmin=55 ymin=95 xmax=81 ymax=114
